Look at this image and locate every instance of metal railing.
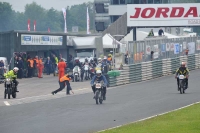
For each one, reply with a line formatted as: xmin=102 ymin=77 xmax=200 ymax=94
xmin=126 ymin=36 xmax=200 ymax=64
xmin=108 ymin=53 xmax=200 ymax=87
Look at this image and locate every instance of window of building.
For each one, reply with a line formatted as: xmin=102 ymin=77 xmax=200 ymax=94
xmin=120 ymin=0 xmax=126 ymax=4
xmin=111 ymin=16 xmax=120 ymax=23
xmin=154 ymin=0 xmax=162 ymax=3
xmin=95 ymin=3 xmax=105 ymax=13
xmin=140 ymin=0 xmax=147 ymax=3
xmin=134 ymin=0 xmax=140 ymax=4
xmin=127 ymin=0 xmax=134 ymax=4
xmin=148 ymin=0 xmax=154 ymax=3
xmin=111 ymin=0 xmax=119 ymax=4
xmin=162 ymin=0 xmax=168 ymax=3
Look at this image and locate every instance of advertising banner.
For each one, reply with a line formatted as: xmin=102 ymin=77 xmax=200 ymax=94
xmin=127 ymin=3 xmax=200 ymax=27
xmin=146 ymin=45 xmax=151 ymax=55
xmin=166 ymin=43 xmax=170 ymax=51
xmin=188 ymin=42 xmax=195 ymax=54
xmin=154 ymin=44 xmax=159 ymax=59
xmin=174 ymin=43 xmax=180 ymax=54
xmin=161 ymin=44 xmax=166 ymax=52
xmin=170 ymin=43 xmax=174 ymax=51
xmin=21 ymin=34 xmax=63 ymax=45
xmin=196 ymin=40 xmax=200 ymax=50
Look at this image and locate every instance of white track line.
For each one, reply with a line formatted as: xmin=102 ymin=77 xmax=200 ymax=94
xmin=97 ymin=101 xmax=200 ymax=132
xmin=4 ymin=101 xmax=10 ymax=106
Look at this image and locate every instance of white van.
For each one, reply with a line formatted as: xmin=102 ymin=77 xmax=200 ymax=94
xmin=0 ymin=57 xmax=9 ymax=73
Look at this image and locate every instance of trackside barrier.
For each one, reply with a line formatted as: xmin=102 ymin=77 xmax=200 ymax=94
xmin=108 ymin=54 xmax=200 ymax=87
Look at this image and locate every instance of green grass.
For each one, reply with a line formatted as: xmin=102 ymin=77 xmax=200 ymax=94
xmin=99 ymin=103 xmax=200 ymax=133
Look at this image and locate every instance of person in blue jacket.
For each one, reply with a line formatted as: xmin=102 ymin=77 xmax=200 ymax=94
xmin=90 ymin=70 xmax=108 ymax=100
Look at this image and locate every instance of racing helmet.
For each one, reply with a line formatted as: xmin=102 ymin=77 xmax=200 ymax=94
xmin=181 ymin=62 xmax=186 ymax=67
xmin=96 ymin=70 xmax=102 ymax=77
xmin=13 ymin=67 xmax=19 ymax=73
xmin=98 ymin=58 xmax=102 ymax=63
xmin=75 ymin=57 xmax=79 ymax=63
xmin=103 ymin=56 xmax=107 ymax=61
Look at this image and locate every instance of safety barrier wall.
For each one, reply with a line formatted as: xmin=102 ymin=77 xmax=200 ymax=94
xmin=109 ymin=54 xmax=200 ymax=87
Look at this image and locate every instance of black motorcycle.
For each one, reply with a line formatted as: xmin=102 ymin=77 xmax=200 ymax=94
xmin=178 ymin=75 xmax=186 ymax=94
xmin=94 ymin=81 xmax=104 ymax=105
xmin=4 ymin=78 xmax=17 ymax=99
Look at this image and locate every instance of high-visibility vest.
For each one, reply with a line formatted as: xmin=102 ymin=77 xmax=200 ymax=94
xmin=28 ymin=59 xmax=34 ymax=68
xmin=60 ymin=74 xmax=70 ymax=82
xmin=107 ymin=57 xmax=112 ymax=61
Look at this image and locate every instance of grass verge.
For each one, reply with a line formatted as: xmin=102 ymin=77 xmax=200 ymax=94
xmin=99 ymin=103 xmax=200 ymax=133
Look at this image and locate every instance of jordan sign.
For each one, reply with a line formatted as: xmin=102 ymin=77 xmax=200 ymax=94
xmin=127 ymin=4 xmax=200 ymax=27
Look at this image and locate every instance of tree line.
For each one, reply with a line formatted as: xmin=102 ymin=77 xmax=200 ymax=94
xmin=0 ymin=1 xmax=94 ymax=32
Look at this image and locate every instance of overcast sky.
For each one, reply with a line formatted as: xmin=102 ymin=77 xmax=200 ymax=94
xmin=2 ymin=0 xmax=94 ymax=12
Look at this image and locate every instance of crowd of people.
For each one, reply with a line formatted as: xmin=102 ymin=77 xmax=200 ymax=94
xmin=13 ymin=53 xmax=60 ymax=79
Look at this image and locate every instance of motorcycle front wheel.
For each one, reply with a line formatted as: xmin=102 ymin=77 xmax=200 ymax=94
xmin=95 ymin=90 xmax=99 ymax=105
xmin=12 ymin=88 xmax=16 ymax=98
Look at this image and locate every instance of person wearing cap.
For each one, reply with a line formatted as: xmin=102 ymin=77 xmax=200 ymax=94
xmin=175 ymin=62 xmax=190 ymax=90
xmin=4 ymin=67 xmax=20 ymax=92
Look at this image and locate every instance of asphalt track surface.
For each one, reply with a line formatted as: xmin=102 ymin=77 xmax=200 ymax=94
xmin=0 ymin=70 xmax=200 ymax=133
xmin=0 ymin=75 xmax=91 ymax=106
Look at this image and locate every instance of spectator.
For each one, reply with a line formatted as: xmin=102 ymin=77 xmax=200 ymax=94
xmin=58 ymin=58 xmax=67 ymax=80
xmin=158 ymin=28 xmax=164 ymax=36
xmin=14 ymin=56 xmax=18 ymax=67
xmin=33 ymin=56 xmax=39 ymax=77
xmin=0 ymin=60 xmax=4 ymax=76
xmin=38 ymin=57 xmax=44 ymax=78
xmin=17 ymin=57 xmax=24 ymax=79
xmin=148 ymin=29 xmax=154 ymax=36
xmin=151 ymin=51 xmax=154 ymax=61
xmin=125 ymin=51 xmax=129 ymax=64
xmin=185 ymin=47 xmax=189 ymax=56
xmin=45 ymin=57 xmax=52 ymax=75
xmin=52 ymin=54 xmax=58 ymax=76
xmin=27 ymin=57 xmax=34 ymax=78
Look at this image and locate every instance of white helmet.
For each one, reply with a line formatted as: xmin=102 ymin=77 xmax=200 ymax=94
xmin=98 ymin=58 xmax=102 ymax=63
xmin=96 ymin=70 xmax=102 ymax=77
xmin=13 ymin=67 xmax=19 ymax=72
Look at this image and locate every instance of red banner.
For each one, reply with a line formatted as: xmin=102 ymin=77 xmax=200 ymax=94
xmin=28 ymin=19 xmax=30 ymax=31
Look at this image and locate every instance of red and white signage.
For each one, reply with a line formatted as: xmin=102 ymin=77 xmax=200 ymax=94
xmin=27 ymin=19 xmax=30 ymax=31
xmin=127 ymin=4 xmax=200 ymax=27
xmin=34 ymin=20 xmax=36 ymax=31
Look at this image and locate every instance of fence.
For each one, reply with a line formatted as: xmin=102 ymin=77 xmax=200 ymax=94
xmin=126 ymin=36 xmax=200 ymax=64
xmin=109 ymin=53 xmax=200 ymax=87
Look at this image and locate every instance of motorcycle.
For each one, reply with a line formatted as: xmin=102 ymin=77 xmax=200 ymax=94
xmin=178 ymin=75 xmax=186 ymax=94
xmin=73 ymin=66 xmax=81 ymax=82
xmin=4 ymin=78 xmax=17 ymax=99
xmin=84 ymin=63 xmax=89 ymax=80
xmin=94 ymin=81 xmax=104 ymax=105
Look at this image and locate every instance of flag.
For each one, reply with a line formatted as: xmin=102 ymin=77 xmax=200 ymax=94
xmin=48 ymin=28 xmax=50 ymax=32
xmin=62 ymin=8 xmax=67 ymax=33
xmin=34 ymin=20 xmax=36 ymax=31
xmin=87 ymin=7 xmax=90 ymax=34
xmin=28 ymin=19 xmax=30 ymax=31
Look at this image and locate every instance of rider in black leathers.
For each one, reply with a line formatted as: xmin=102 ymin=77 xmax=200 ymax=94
xmin=175 ymin=62 xmax=189 ymax=90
